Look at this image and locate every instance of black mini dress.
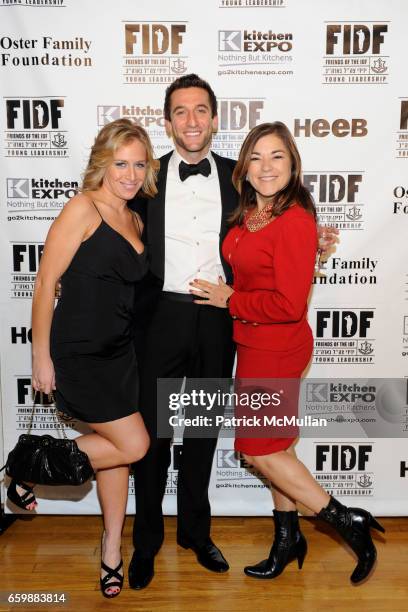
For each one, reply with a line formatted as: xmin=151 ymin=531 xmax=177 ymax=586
xmin=50 ymin=207 xmax=148 ymax=423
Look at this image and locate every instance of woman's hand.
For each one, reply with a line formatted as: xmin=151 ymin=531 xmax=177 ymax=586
xmin=317 ymin=224 xmax=339 ymax=254
xmin=32 ymin=355 xmax=56 ymax=396
xmin=189 ymin=276 xmax=234 ymax=308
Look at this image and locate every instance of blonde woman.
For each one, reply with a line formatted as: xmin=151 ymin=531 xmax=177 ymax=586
xmin=8 ymin=119 xmax=158 ymax=598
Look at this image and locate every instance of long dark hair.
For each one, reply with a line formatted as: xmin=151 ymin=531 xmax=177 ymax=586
xmin=231 ymin=122 xmax=316 ymax=225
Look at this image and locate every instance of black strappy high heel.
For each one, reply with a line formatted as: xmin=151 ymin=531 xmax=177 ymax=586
xmin=100 ymin=559 xmax=124 ymax=598
xmin=7 ymin=480 xmax=37 ymax=511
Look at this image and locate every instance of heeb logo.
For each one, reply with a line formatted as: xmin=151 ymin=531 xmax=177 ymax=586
xmin=294 ymin=118 xmax=367 ymax=138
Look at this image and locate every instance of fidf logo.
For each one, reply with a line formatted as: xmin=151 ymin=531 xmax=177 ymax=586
xmin=304 ymin=173 xmax=362 ymax=203
xmin=125 ymin=23 xmax=186 ymax=55
xmin=16 ymin=378 xmax=53 ymax=406
xmin=4 ymin=97 xmax=68 ymax=157
xmin=13 ymin=243 xmax=44 ymax=273
xmin=303 ymin=172 xmax=364 ymax=230
xmin=326 ymin=23 xmax=388 ymax=55
xmin=323 ymin=22 xmax=388 ymax=85
xmin=123 ymin=22 xmax=188 ymax=85
xmin=315 ymin=444 xmax=372 ymax=471
xmin=396 ymin=99 xmax=408 ymax=158
xmin=6 ymin=99 xmax=64 ymax=130
xmin=314 ymin=309 xmax=375 ymax=364
xmin=218 ymin=99 xmax=264 ymax=131
xmin=316 ymin=310 xmax=373 ymax=339
xmin=400 ymin=100 xmax=408 ymax=130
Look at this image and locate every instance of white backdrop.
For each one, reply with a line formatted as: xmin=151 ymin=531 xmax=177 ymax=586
xmin=1 ymin=0 xmax=407 ymax=516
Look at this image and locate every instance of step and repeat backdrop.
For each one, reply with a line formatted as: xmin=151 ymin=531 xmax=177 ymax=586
xmin=1 ymin=0 xmax=407 ymax=515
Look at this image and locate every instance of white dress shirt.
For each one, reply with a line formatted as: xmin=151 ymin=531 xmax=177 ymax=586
xmin=163 ymin=150 xmax=224 ymax=293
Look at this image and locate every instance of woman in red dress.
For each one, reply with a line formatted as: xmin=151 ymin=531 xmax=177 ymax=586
xmin=189 ymin=122 xmax=384 ymax=584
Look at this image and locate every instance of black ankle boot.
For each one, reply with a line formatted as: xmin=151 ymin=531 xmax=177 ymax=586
xmin=244 ymin=510 xmax=307 ymax=579
xmin=317 ymin=496 xmax=385 ymax=584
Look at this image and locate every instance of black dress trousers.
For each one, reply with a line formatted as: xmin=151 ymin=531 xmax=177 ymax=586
xmin=132 ymin=295 xmax=234 ymax=557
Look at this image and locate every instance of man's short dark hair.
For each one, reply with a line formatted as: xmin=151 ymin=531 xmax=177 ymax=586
xmin=163 ymin=73 xmax=217 ymax=120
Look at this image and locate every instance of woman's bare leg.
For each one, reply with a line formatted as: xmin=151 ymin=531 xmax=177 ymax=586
xmin=97 ymin=465 xmax=129 ymax=595
xmin=75 ymin=412 xmax=149 ymax=594
xmin=76 ymin=412 xmax=149 ymax=469
xmin=244 ymin=443 xmax=330 ymax=514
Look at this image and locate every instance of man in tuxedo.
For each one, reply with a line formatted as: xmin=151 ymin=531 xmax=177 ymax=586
xmin=128 ymin=73 xmax=337 ymax=589
xmin=128 ymin=74 xmax=237 ymax=589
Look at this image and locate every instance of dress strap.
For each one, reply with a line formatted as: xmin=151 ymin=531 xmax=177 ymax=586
xmin=91 ymin=200 xmax=104 ymax=221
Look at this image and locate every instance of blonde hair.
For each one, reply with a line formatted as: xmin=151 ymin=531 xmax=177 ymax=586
xmin=81 ymin=119 xmax=159 ymax=197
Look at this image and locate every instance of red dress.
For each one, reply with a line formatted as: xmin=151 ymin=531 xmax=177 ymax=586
xmin=222 ymin=204 xmax=317 ymax=456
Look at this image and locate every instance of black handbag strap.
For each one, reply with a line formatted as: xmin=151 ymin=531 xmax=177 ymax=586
xmin=28 ymin=391 xmax=68 ymax=440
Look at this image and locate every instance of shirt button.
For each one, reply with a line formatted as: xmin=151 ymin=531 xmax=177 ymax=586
xmin=196 ymin=241 xmax=200 ymax=246
xmin=193 ymin=216 xmax=197 ymax=220
xmin=228 ymin=253 xmax=231 ymax=259
xmin=252 ymin=322 xmax=259 ymax=327
xmin=232 ymin=315 xmax=237 ymax=320
xmin=241 ymin=320 xmax=247 ymax=324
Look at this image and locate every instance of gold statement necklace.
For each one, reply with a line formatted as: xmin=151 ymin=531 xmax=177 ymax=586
xmin=245 ymin=203 xmax=275 ymax=232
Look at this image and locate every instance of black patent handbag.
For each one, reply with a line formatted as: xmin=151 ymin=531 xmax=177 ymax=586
xmin=2 ymin=394 xmax=94 ymax=486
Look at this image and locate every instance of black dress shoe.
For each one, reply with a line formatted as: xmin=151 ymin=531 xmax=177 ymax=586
xmin=178 ymin=538 xmax=229 ymax=573
xmin=128 ymin=552 xmax=154 ymax=590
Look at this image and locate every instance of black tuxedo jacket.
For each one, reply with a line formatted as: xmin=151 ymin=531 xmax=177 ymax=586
xmin=129 ymin=150 xmax=239 ymax=332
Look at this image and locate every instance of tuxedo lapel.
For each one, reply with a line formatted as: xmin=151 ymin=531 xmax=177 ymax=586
xmin=212 ymin=152 xmax=239 ymax=282
xmin=148 ymin=151 xmax=172 ymax=281
xmin=212 ymin=152 xmax=238 ymax=238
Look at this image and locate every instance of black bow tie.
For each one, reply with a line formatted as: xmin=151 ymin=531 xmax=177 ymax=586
xmin=179 ymin=158 xmax=211 ymax=182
